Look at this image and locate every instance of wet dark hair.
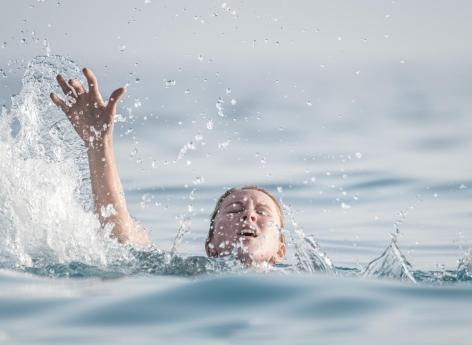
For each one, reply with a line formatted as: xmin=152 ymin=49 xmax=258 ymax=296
xmin=205 ymin=186 xmax=285 ymax=257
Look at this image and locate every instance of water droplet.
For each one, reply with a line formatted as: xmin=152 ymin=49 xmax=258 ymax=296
xmin=20 ymin=38 xmax=27 ymax=44
xmin=101 ymin=204 xmax=117 ymax=217
xmin=195 ymin=134 xmax=203 ymax=141
xmin=198 ymin=54 xmax=204 ymax=61
xmin=164 ymin=79 xmax=176 ymax=88
xmin=277 ymin=186 xmax=283 ymax=193
xmin=355 ymin=152 xmax=362 ymax=159
xmin=144 ymin=0 xmax=151 ymax=3
xmin=355 ymin=70 xmax=361 ymax=75
xmin=119 ymin=44 xmax=126 ymax=52
xmin=230 ymin=99 xmax=237 ymax=105
xmin=134 ymin=99 xmax=142 ymax=108
xmin=1 ymin=42 xmax=6 ymax=48
xmin=130 ymin=147 xmax=138 ymax=158
xmin=189 ymin=189 xmax=196 ymax=201
xmin=114 ymin=113 xmax=126 ymax=123
xmin=192 ymin=176 xmax=204 ymax=185
xmin=135 ymin=77 xmax=140 ymax=83
xmin=385 ymin=14 xmax=391 ymax=18
xmin=218 ymin=140 xmax=230 ymax=149
xmin=341 ymin=202 xmax=351 ymax=209
xmin=140 ymin=194 xmax=153 ymax=208
xmin=337 ymin=36 xmax=342 ymax=41
xmin=433 ymin=193 xmax=439 ymax=198
xmin=306 ymin=100 xmax=312 ymax=107
xmin=225 ymin=88 xmax=231 ymax=94
xmin=459 ymin=184 xmax=467 ymax=189
xmin=216 ymin=98 xmax=224 ymax=117
xmin=184 ymin=88 xmax=191 ymax=95
xmin=206 ymin=120 xmax=214 ymax=130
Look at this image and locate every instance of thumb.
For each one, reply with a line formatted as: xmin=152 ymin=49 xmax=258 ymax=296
xmin=107 ymin=87 xmax=126 ymax=113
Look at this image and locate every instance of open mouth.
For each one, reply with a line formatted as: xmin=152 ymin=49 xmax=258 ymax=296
xmin=239 ymin=228 xmax=258 ymax=237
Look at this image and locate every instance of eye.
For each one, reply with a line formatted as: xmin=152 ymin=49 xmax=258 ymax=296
xmin=256 ymin=208 xmax=271 ymax=216
xmin=227 ymin=204 xmax=243 ymax=213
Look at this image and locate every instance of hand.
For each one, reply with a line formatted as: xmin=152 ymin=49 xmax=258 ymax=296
xmin=50 ymin=67 xmax=126 ymax=148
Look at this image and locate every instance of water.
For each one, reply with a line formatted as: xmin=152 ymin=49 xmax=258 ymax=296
xmin=0 ymin=55 xmax=471 ymax=344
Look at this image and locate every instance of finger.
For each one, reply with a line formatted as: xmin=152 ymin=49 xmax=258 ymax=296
xmin=56 ymin=74 xmax=75 ymax=98
xmin=50 ymin=92 xmax=70 ymax=114
xmin=106 ymin=87 xmax=126 ymax=113
xmin=82 ymin=67 xmax=104 ymax=103
xmin=68 ymin=79 xmax=85 ymax=96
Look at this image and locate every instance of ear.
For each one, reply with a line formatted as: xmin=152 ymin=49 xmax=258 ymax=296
xmin=205 ymin=237 xmax=217 ymax=257
xmin=271 ymin=237 xmax=286 ymax=263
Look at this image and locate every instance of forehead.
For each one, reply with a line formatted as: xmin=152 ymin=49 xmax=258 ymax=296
xmin=221 ymin=189 xmax=277 ymax=208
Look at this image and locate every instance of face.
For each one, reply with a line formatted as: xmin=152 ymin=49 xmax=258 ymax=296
xmin=208 ymin=189 xmax=285 ymax=265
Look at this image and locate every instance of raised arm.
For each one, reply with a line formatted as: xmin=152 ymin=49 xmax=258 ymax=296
xmin=50 ymin=68 xmax=150 ymax=247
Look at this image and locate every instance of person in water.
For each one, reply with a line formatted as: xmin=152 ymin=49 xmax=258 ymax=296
xmin=50 ymin=68 xmax=286 ymax=266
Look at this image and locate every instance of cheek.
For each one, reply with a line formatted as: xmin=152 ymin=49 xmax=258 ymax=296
xmin=260 ymin=219 xmax=281 ymax=242
xmin=213 ymin=217 xmax=235 ymax=239
xmin=260 ymin=217 xmax=278 ymax=230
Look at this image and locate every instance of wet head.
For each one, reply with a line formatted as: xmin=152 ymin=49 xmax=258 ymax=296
xmin=206 ymin=187 xmax=286 ymax=266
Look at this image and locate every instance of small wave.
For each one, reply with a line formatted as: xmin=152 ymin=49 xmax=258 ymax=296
xmin=361 ymin=234 xmax=416 ymax=283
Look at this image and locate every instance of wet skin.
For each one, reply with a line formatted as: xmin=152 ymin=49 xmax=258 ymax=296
xmin=209 ymin=189 xmax=285 ymax=265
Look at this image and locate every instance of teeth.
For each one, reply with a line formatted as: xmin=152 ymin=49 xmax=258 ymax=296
xmin=240 ymin=229 xmax=256 ymax=236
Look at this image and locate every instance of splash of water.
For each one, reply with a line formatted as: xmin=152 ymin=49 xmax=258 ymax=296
xmin=456 ymin=250 xmax=472 ymax=281
xmin=0 ymin=55 xmax=129 ymax=269
xmin=280 ymin=202 xmax=334 ymax=273
xmin=361 ymin=233 xmax=416 ymax=283
xmin=169 ymin=216 xmax=191 ymax=258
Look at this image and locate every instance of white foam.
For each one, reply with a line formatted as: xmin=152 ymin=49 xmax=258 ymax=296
xmin=0 ymin=55 xmax=129 ymax=268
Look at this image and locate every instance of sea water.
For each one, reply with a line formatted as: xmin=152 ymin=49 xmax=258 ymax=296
xmin=0 ymin=55 xmax=471 ymax=344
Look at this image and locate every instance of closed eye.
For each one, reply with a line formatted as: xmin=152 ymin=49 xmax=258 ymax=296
xmin=227 ymin=203 xmax=244 ymax=213
xmin=228 ymin=209 xmax=242 ymax=214
xmin=256 ymin=208 xmax=271 ymax=216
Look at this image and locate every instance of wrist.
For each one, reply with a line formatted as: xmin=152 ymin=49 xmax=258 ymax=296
xmin=87 ymin=135 xmax=114 ymax=159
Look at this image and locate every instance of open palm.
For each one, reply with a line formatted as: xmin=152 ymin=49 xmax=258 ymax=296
xmin=50 ymin=68 xmax=126 ymax=147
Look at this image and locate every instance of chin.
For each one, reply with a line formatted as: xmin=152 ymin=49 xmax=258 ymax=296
xmin=236 ymin=247 xmax=273 ymax=266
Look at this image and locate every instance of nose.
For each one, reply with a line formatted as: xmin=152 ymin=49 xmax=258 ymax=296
xmin=241 ymin=209 xmax=257 ymax=224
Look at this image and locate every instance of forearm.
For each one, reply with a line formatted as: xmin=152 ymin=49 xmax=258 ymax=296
xmin=87 ymin=136 xmax=132 ymax=243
